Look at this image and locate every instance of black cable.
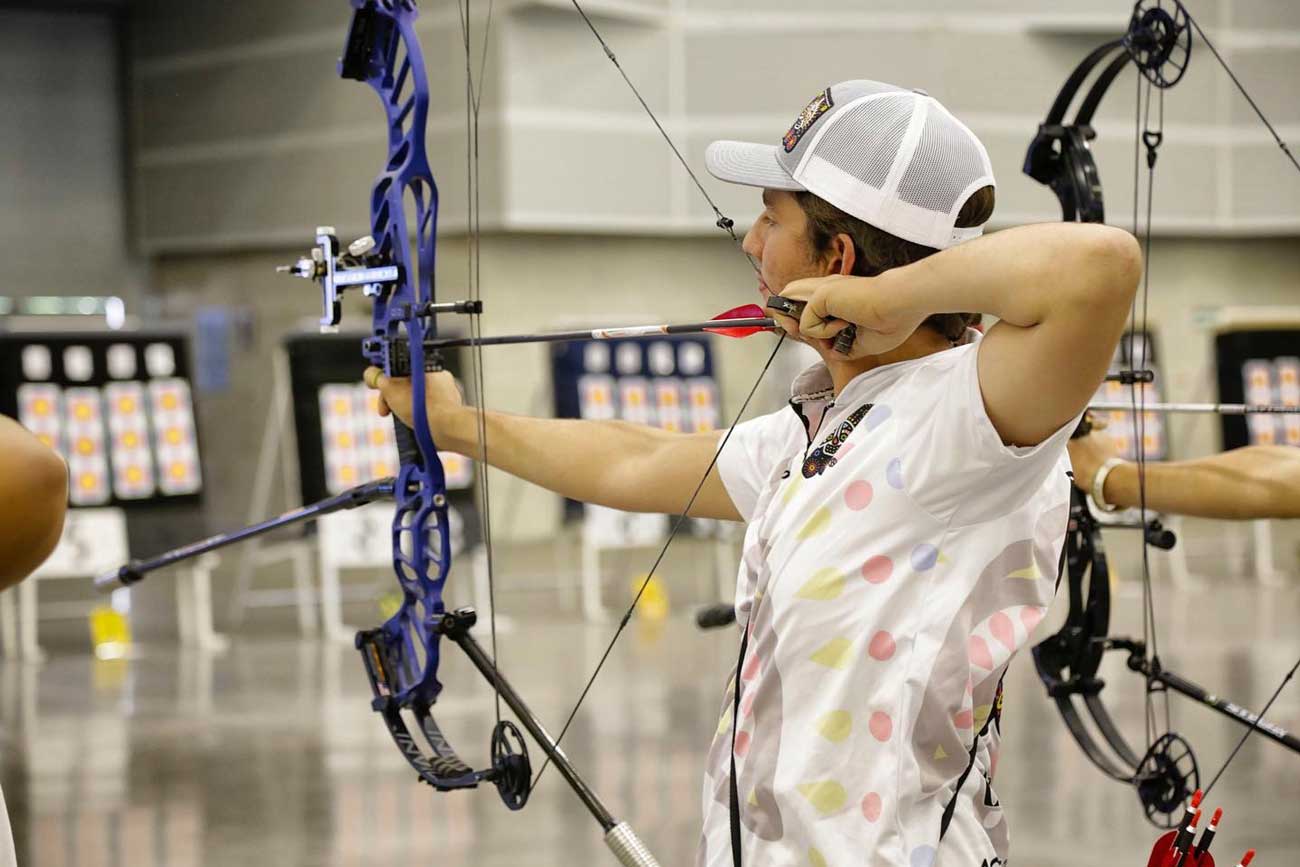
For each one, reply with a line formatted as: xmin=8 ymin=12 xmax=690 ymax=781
xmin=528 ymin=334 xmax=787 ymax=794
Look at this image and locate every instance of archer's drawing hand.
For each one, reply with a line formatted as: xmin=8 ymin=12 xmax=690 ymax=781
xmin=779 ymin=274 xmax=926 ymax=358
xmin=364 ymin=367 xmax=465 ymax=436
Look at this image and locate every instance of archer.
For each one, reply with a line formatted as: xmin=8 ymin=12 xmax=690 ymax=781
xmin=367 ymin=80 xmax=1141 ymax=867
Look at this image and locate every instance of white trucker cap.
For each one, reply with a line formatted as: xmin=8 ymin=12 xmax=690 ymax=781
xmin=705 ymin=80 xmax=995 ymax=250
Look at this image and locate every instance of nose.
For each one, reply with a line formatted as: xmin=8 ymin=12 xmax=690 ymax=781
xmin=742 ymin=222 xmax=762 ymax=262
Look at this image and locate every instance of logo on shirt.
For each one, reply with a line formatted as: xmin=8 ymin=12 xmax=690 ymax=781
xmin=801 ymin=403 xmax=871 ymax=478
xmin=782 ymin=88 xmax=834 ymax=153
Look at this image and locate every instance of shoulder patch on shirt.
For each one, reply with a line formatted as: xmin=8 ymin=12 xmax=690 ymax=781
xmin=783 ymin=88 xmax=834 ymax=153
xmin=802 ymin=403 xmax=871 ymax=478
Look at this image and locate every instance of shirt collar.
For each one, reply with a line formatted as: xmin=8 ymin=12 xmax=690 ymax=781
xmin=788 ymin=328 xmax=982 ymax=408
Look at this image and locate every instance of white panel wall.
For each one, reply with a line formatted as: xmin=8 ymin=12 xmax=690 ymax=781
xmin=1 ymin=11 xmax=130 ymax=297
xmin=131 ymin=0 xmax=497 ymax=251
xmin=132 ymin=0 xmax=1300 ymax=252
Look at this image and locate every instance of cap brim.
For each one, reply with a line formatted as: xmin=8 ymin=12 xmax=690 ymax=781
xmin=705 ymin=141 xmax=804 ymax=191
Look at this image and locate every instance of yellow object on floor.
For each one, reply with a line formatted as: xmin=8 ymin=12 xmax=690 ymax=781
xmin=631 ymin=574 xmax=669 ymax=622
xmin=88 ymin=605 xmax=131 ymax=660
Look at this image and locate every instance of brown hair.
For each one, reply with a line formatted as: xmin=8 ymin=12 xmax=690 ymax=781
xmin=793 ymin=185 xmax=995 ymax=342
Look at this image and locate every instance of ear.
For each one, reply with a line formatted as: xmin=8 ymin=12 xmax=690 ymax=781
xmin=827 ymin=233 xmax=857 ymax=276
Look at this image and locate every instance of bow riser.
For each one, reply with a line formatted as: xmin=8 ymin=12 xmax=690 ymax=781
xmin=341 ymin=0 xmax=476 ymax=791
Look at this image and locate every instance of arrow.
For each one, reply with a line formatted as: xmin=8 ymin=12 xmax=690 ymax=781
xmin=1089 ymin=402 xmax=1300 ymax=415
xmin=425 ymin=304 xmax=776 ymax=351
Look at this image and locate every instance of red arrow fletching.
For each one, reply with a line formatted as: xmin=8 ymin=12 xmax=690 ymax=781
xmin=705 ymin=304 xmax=774 ymax=338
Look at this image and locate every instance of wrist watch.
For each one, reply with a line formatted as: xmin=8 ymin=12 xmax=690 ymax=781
xmin=1090 ymin=457 xmax=1126 ymax=513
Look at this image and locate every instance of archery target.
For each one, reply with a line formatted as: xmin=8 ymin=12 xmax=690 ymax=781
xmin=648 ymin=341 xmax=676 ymax=376
xmin=679 ymin=341 xmax=707 ymax=376
xmin=63 ymin=346 xmax=93 ymax=382
xmin=144 ymin=342 xmax=176 ymax=377
xmin=582 ymin=341 xmax=611 ymax=373
xmin=686 ymin=378 xmax=720 ymax=433
xmin=653 ymin=378 xmax=685 ymax=432
xmin=1092 ymin=332 xmax=1169 ymax=461
xmin=106 ymin=343 xmax=138 ymax=379
xmin=1242 ymin=358 xmax=1300 ymax=447
xmin=1094 ymin=378 xmax=1167 ymax=461
xmin=618 ymin=377 xmax=653 ymax=426
xmin=149 ymin=379 xmax=202 ymax=495
xmin=21 ymin=345 xmax=52 ymax=380
xmin=578 ymin=374 xmax=617 ymax=420
xmin=17 ymin=383 xmax=62 ymax=455
xmin=1279 ymin=357 xmax=1300 ymax=446
xmin=2 ymin=334 xmax=204 ymax=507
xmin=551 ymin=333 xmax=723 ymax=525
xmin=106 ymin=382 xmax=156 ymax=500
xmin=65 ymin=387 xmax=110 ymax=505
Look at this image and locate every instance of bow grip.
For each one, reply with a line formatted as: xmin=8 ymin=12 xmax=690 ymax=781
xmin=393 ymin=417 xmax=424 ymax=469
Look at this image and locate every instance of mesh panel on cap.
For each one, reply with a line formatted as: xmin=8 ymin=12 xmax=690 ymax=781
xmin=806 ymin=94 xmax=914 ymax=190
xmin=895 ymin=107 xmax=988 ymax=214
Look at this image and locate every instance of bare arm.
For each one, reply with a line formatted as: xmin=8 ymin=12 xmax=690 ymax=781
xmin=0 ymin=415 xmax=68 ymax=590
xmin=796 ymin=222 xmax=1142 ymax=446
xmin=367 ymin=369 xmax=742 ymax=521
xmin=1070 ymin=433 xmax=1300 ymax=520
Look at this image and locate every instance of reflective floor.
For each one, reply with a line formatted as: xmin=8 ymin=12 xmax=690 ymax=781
xmin=1 ymin=584 xmax=1297 ymax=867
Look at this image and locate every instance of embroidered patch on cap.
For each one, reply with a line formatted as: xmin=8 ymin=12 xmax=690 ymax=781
xmin=782 ymin=88 xmax=834 ymax=153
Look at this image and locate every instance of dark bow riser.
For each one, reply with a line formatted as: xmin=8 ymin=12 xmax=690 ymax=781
xmin=1025 ymin=0 xmax=1300 ymax=829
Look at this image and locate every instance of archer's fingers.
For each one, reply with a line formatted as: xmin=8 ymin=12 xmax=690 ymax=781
xmin=777 ymin=278 xmax=818 ymax=304
xmin=364 ymin=366 xmax=394 ymax=416
xmin=798 ymin=309 xmax=850 ymax=340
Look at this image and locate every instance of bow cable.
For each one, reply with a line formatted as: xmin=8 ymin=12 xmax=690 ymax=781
xmin=525 ymin=0 xmax=792 ymax=793
xmin=565 ymin=0 xmax=759 ymax=274
xmin=1131 ymin=64 xmax=1168 ymax=759
xmin=458 ymin=0 xmax=505 ymax=734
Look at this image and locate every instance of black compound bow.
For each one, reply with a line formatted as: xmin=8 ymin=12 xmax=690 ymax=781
xmin=1025 ymin=0 xmax=1300 ymax=829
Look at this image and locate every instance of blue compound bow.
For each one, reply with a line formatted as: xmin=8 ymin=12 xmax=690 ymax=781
xmin=102 ymin=0 xmax=784 ymax=859
xmin=280 ymin=3 xmax=666 ymax=863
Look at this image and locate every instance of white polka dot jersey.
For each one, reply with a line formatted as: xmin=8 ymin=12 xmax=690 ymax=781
xmin=704 ymin=339 xmax=1074 ymax=867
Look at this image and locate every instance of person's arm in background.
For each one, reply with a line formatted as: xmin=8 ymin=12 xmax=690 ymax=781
xmin=1069 ymin=428 xmax=1300 ymax=519
xmin=0 ymin=415 xmax=68 ymax=590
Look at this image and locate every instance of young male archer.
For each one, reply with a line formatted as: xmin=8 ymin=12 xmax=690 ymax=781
xmin=367 ymin=80 xmax=1140 ymax=866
